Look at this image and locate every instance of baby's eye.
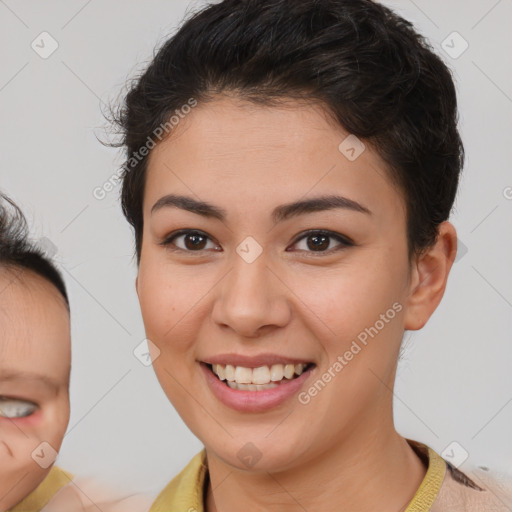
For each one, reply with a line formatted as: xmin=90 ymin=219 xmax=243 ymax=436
xmin=0 ymin=397 xmax=38 ymax=418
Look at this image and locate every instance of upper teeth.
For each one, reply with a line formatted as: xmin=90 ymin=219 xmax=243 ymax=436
xmin=211 ymin=363 xmax=307 ymax=385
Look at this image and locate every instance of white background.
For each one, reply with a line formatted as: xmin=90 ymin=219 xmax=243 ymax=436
xmin=1 ymin=0 xmax=511 ymax=496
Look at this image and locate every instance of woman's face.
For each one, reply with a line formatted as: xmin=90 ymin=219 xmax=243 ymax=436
xmin=0 ymin=270 xmax=70 ymax=510
xmin=137 ymin=96 xmax=422 ymax=471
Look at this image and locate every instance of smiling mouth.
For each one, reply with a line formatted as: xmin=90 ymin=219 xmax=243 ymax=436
xmin=205 ymin=362 xmax=315 ymax=391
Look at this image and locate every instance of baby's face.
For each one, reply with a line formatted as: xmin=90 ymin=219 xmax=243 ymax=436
xmin=0 ymin=269 xmax=70 ymax=512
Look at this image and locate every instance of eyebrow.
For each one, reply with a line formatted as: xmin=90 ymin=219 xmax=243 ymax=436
xmin=0 ymin=371 xmax=61 ymax=394
xmin=151 ymin=194 xmax=371 ymax=224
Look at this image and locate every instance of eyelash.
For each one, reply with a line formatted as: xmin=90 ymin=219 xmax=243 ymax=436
xmin=160 ymin=229 xmax=354 ymax=256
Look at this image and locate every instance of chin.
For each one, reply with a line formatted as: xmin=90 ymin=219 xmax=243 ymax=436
xmin=205 ymin=433 xmax=309 ymax=474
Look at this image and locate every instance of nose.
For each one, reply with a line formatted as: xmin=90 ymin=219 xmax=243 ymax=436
xmin=211 ymin=254 xmax=292 ymax=339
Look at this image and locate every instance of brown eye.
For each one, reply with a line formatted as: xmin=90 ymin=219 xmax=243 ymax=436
xmin=290 ymin=230 xmax=353 ymax=254
xmin=183 ymin=232 xmax=208 ymax=250
xmin=306 ymin=233 xmax=330 ymax=251
xmin=161 ymin=230 xmax=219 ymax=252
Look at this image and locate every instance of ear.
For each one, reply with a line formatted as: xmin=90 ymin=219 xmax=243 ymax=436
xmin=404 ymin=221 xmax=458 ymax=330
xmin=135 ymin=275 xmax=139 ymax=297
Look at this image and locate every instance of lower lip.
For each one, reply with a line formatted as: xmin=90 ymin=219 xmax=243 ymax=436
xmin=200 ymin=362 xmax=314 ymax=413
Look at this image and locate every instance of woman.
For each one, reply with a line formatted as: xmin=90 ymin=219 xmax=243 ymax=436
xmin=112 ymin=0 xmax=512 ymax=510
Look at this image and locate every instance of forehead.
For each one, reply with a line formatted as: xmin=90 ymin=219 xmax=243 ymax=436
xmin=0 ymin=269 xmax=70 ymax=369
xmin=144 ymin=96 xmax=406 ymax=222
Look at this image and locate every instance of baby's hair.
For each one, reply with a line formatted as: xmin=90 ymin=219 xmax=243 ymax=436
xmin=0 ymin=193 xmax=69 ymax=308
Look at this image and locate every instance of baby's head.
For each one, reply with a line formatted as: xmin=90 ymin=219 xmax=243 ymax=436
xmin=0 ymin=194 xmax=70 ymax=511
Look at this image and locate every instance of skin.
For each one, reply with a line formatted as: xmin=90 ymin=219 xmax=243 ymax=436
xmin=136 ymin=95 xmax=457 ymax=511
xmin=0 ymin=269 xmax=70 ymax=512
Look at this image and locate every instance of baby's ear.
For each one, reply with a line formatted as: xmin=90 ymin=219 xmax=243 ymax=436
xmin=403 ymin=221 xmax=458 ymax=331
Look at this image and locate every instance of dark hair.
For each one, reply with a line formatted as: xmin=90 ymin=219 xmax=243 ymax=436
xmin=0 ymin=193 xmax=69 ymax=308
xmin=113 ymin=0 xmax=464 ymax=263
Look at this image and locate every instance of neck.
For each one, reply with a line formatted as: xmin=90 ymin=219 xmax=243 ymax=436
xmin=205 ymin=416 xmax=427 ymax=512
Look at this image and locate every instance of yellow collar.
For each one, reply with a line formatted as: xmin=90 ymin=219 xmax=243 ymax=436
xmin=9 ymin=466 xmax=73 ymax=511
xmin=150 ymin=451 xmax=208 ymax=512
xmin=150 ymin=440 xmax=446 ymax=512
xmin=405 ymin=439 xmax=447 ymax=511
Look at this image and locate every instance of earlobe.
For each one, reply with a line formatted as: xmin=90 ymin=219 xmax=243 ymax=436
xmin=404 ymin=221 xmax=458 ymax=331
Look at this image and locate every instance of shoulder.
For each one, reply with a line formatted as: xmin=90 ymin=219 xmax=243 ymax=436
xmin=9 ymin=466 xmax=73 ymax=511
xmin=150 ymin=450 xmax=208 ymax=512
xmin=41 ymin=475 xmax=153 ymax=512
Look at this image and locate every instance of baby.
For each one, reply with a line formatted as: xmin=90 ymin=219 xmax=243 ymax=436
xmin=0 ymin=193 xmax=71 ymax=512
xmin=0 ymin=194 xmax=150 ymax=512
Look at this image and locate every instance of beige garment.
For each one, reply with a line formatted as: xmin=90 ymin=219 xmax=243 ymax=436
xmin=430 ymin=464 xmax=512 ymax=511
xmin=9 ymin=466 xmax=151 ymax=512
xmin=405 ymin=441 xmax=512 ymax=512
xmin=40 ymin=477 xmax=152 ymax=512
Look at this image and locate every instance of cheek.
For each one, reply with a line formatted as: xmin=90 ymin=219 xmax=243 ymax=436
xmin=0 ymin=408 xmax=45 ymax=428
xmin=137 ymin=277 xmax=201 ymax=394
xmin=290 ymin=261 xmax=405 ymax=334
xmin=0 ymin=436 xmax=49 ymax=511
xmin=0 ymin=421 xmax=46 ymax=470
xmin=137 ymin=259 xmax=178 ymax=339
xmin=137 ymin=255 xmax=214 ymax=349
xmin=46 ymin=401 xmax=70 ymax=448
